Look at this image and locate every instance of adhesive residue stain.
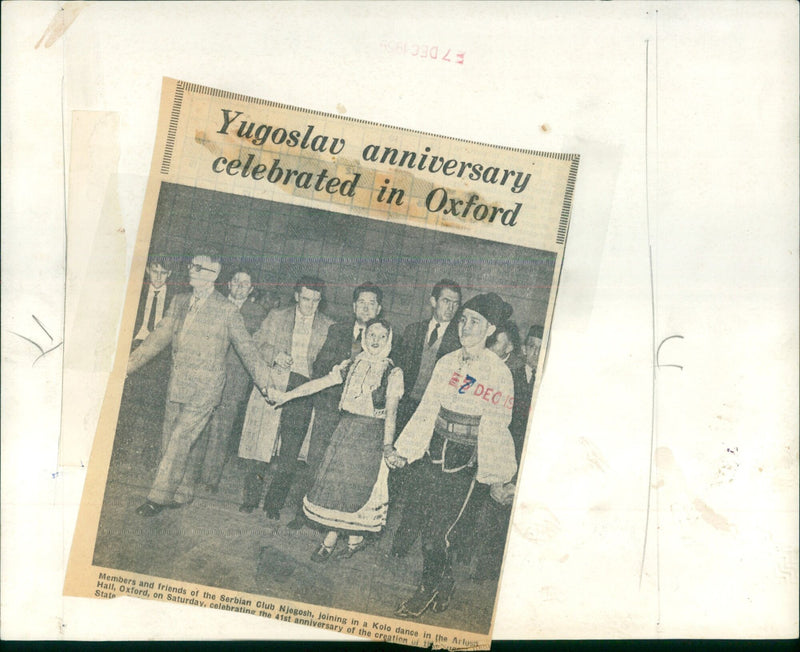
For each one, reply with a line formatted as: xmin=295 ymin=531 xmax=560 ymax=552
xmin=195 ymin=130 xmax=223 ymax=157
xmin=36 ymin=1 xmax=89 ymax=49
xmin=692 ymin=498 xmax=734 ymax=532
xmin=336 ymin=103 xmax=347 ymax=115
xmin=656 ymin=446 xmax=736 ymax=533
xmin=578 ymin=437 xmax=609 ymax=473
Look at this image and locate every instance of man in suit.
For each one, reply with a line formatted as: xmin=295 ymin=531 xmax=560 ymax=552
xmin=522 ymin=324 xmax=543 ymax=395
xmin=127 ymin=250 xmax=271 ymax=517
xmin=389 ymin=280 xmax=462 ymax=556
xmin=131 ymin=254 xmax=175 ymax=350
xmin=395 ymin=280 xmax=462 ymax=432
xmin=115 ymin=254 xmax=176 ymax=467
xmin=285 ymin=282 xmax=387 ymax=529
xmin=247 ymin=276 xmax=334 ymax=519
xmin=192 ymin=268 xmax=267 ymax=493
xmin=487 ymin=320 xmax=528 ymax=459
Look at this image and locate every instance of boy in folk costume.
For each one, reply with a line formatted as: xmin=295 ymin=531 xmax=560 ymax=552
xmin=386 ymin=293 xmax=517 ymax=617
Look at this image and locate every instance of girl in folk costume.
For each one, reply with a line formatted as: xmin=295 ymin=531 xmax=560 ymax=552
xmin=270 ymin=318 xmax=404 ymax=561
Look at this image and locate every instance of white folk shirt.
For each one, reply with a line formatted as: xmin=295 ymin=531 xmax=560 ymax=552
xmin=394 ymin=347 xmax=517 ymax=485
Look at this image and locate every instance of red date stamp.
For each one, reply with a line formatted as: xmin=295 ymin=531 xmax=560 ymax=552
xmin=380 ymin=40 xmax=465 ymax=65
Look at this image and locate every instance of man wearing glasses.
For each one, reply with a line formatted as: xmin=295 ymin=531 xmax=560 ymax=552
xmin=192 ymin=267 xmax=268 ymax=494
xmin=126 ymin=250 xmax=271 ymax=517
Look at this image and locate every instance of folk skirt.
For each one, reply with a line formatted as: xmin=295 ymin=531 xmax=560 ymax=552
xmin=303 ymin=412 xmax=389 ymax=532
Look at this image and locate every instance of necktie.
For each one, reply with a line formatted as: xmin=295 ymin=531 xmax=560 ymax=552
xmin=354 ymin=327 xmax=363 ymax=344
xmin=428 ymin=322 xmax=440 ymax=347
xmin=147 ymin=290 xmax=160 ymax=332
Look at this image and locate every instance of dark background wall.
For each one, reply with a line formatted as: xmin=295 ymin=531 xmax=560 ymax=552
xmin=147 ymin=183 xmax=555 ymax=332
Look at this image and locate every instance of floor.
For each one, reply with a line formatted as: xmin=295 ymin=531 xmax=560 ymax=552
xmin=92 ymin=398 xmax=502 ymax=636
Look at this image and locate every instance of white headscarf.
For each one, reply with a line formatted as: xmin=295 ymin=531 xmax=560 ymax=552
xmin=344 ymin=320 xmax=393 ymax=399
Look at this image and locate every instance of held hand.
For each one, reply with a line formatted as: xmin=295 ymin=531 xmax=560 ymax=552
xmin=490 ymin=482 xmax=515 ymax=505
xmin=274 ymin=351 xmax=293 ymax=369
xmin=267 ymin=386 xmax=288 ymax=407
xmin=258 ymin=385 xmax=276 ymax=406
xmin=385 ymin=451 xmax=408 ymax=469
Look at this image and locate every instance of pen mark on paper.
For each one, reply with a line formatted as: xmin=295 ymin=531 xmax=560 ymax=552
xmin=35 ymin=1 xmax=89 ymax=49
xmin=656 ymin=334 xmax=684 ymax=370
xmin=458 ymin=374 xmax=476 ymax=394
xmin=639 ymin=36 xmax=658 ymax=594
xmin=712 ymin=444 xmax=740 ymax=485
xmin=32 ymin=314 xmax=54 ymax=341
xmin=10 ymin=315 xmax=64 ymax=365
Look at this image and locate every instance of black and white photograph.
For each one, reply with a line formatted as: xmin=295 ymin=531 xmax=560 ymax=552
xmin=92 ymin=182 xmax=556 ymax=636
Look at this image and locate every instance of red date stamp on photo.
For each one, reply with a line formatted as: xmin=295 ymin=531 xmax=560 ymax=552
xmin=380 ymin=40 xmax=465 ymax=65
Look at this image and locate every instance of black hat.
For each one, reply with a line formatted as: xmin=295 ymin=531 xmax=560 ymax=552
xmin=460 ymin=293 xmax=513 ymax=326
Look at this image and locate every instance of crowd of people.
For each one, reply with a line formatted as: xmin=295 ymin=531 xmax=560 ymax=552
xmin=121 ymin=248 xmax=544 ymax=619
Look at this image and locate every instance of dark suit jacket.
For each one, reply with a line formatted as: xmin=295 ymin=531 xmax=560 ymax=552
xmin=132 ymin=280 xmax=176 ymax=346
xmin=507 ymin=353 xmax=533 ymax=464
xmin=395 ymin=318 xmax=460 ymax=394
xmin=128 ymin=290 xmax=269 ymax=409
xmin=126 ymin=281 xmax=176 ymax=407
xmin=312 ymin=319 xmax=359 ymax=412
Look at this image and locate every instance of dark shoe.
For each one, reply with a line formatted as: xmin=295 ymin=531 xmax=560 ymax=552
xmin=239 ymin=504 xmax=255 ymax=514
xmin=310 ymin=542 xmax=336 ymax=563
xmin=286 ymin=516 xmax=305 ymax=530
xmin=334 ymin=538 xmax=367 ymax=560
xmin=395 ymin=585 xmax=438 ymax=618
xmin=264 ymin=507 xmax=280 ymax=520
xmin=135 ymin=501 xmax=166 ymax=517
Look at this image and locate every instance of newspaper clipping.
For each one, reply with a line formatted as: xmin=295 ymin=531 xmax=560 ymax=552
xmin=64 ymin=78 xmax=579 ymax=648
